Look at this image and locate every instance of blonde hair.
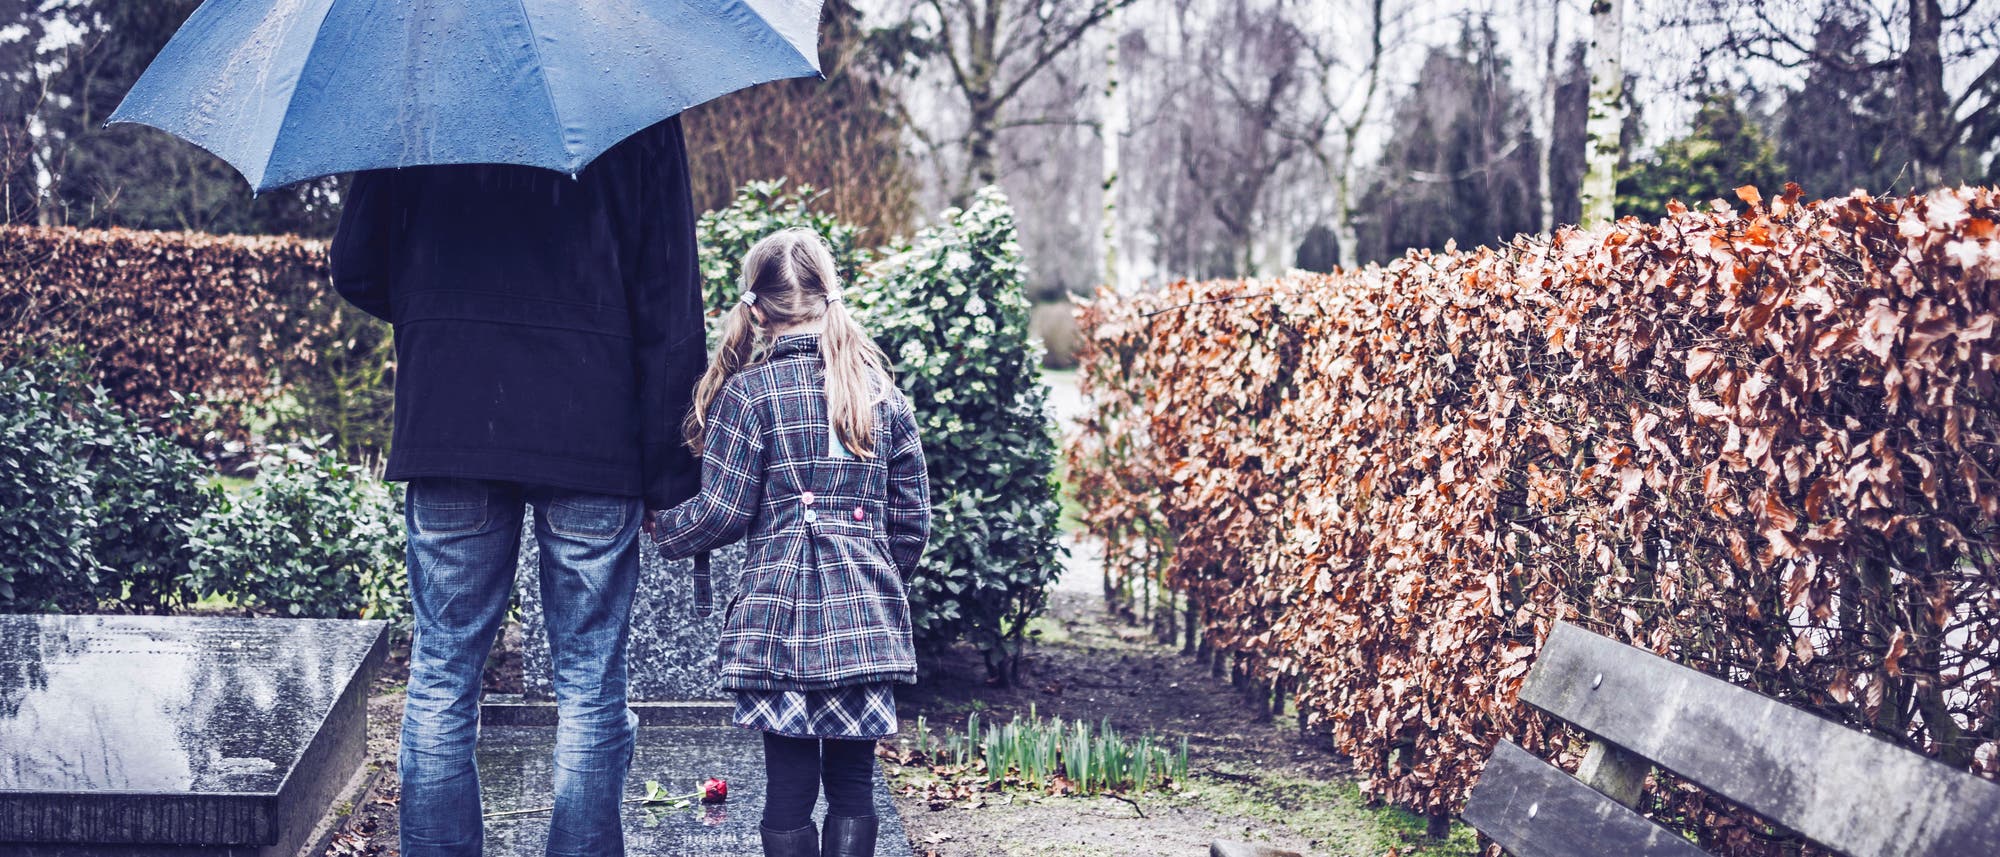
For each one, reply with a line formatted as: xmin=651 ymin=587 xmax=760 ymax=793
xmin=684 ymin=228 xmax=892 ymax=457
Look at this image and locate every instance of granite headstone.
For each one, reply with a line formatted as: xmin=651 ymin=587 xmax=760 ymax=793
xmin=0 ymin=614 xmax=387 ymax=856
xmin=511 ymin=511 xmax=746 ymax=701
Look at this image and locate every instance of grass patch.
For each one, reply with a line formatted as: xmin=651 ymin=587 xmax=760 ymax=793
xmin=1054 ymin=455 xmax=1085 ymax=534
xmin=1177 ymin=768 xmax=1478 ymax=857
xmin=186 ymin=590 xmax=242 ymax=611
xmin=1025 ymin=615 xmax=1073 ymax=647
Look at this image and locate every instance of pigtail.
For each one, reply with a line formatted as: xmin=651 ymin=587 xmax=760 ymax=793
xmin=818 ymin=295 xmax=891 ymax=458
xmin=684 ymin=298 xmax=758 ymax=454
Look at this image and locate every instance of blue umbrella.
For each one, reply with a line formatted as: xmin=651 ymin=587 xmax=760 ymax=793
xmin=109 ymin=0 xmax=823 ymax=192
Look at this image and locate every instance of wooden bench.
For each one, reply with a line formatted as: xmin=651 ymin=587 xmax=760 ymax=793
xmin=1461 ymin=621 xmax=2000 ymax=857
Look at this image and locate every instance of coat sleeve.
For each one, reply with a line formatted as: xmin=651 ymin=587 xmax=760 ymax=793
xmin=652 ymin=380 xmax=764 ymax=560
xmin=884 ymin=391 xmax=932 ymax=577
xmin=329 ymin=171 xmax=395 ymax=321
xmin=626 ymin=117 xmax=706 ymax=510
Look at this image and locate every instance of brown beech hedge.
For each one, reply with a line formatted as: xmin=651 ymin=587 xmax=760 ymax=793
xmin=1 ymin=226 xmax=336 ymax=444
xmin=1068 ymin=185 xmax=1999 ymax=851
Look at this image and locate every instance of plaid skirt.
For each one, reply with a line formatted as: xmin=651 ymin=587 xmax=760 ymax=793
xmin=733 ymin=682 xmax=899 ymax=740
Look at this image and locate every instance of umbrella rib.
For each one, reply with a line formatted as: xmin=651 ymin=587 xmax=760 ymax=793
xmin=511 ymin=0 xmax=572 ymax=173
xmin=257 ymin=0 xmax=348 ymax=190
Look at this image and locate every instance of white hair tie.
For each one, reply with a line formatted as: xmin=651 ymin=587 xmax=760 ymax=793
xmin=739 ymin=291 xmax=758 ymax=307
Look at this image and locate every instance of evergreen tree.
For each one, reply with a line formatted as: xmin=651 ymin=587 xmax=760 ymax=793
xmin=1356 ymin=20 xmax=1541 ymax=264
xmin=1295 ymin=224 xmax=1339 ymax=273
xmin=1776 ymin=15 xmax=1910 ymax=199
xmin=1618 ymin=91 xmax=1782 ymax=220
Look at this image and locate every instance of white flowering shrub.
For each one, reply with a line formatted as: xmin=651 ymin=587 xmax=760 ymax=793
xmin=854 ymin=187 xmax=1063 ymax=683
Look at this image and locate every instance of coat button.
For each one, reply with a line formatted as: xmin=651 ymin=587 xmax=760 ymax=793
xmin=853 ymin=506 xmax=865 ymax=521
xmin=804 ymin=509 xmax=818 ymax=524
xmin=801 ymin=491 xmax=815 ymax=506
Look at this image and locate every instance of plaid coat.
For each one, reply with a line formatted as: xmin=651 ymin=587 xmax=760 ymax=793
xmin=653 ymin=333 xmax=931 ymax=691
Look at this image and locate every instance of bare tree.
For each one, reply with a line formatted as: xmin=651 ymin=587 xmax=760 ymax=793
xmin=1114 ymin=0 xmax=1403 ymax=278
xmin=1684 ymin=0 xmax=2000 ymax=190
xmin=1099 ymin=12 xmax=1124 ymax=290
xmin=1311 ymin=0 xmax=1399 ymax=269
xmin=903 ymin=0 xmax=1138 ymax=196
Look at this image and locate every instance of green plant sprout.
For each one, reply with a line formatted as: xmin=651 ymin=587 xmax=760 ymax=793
xmin=907 ymin=708 xmax=1188 ymax=796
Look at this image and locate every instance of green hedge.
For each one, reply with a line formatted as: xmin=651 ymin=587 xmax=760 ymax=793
xmin=698 ymin=185 xmax=1064 ymax=681
xmin=0 ymin=355 xmax=406 ymax=619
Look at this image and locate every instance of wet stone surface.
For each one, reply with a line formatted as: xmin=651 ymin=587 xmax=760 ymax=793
xmin=512 ymin=511 xmax=746 ymax=701
xmin=0 ymin=614 xmax=383 ymax=795
xmin=476 ymin=723 xmax=913 ymax=857
xmin=0 ymin=614 xmax=385 ymax=852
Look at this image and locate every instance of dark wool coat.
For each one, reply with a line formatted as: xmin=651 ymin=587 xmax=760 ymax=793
xmin=653 ymin=334 xmax=931 ymax=691
xmin=330 ymin=118 xmax=704 ymax=509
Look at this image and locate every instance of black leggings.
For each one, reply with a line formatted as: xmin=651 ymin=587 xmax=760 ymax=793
xmin=761 ymin=733 xmax=875 ymax=830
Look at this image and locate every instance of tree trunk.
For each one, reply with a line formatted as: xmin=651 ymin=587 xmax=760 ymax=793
xmin=1581 ymin=0 xmax=1623 ymax=225
xmin=1100 ymin=20 xmax=1123 ymax=291
xmin=1537 ymin=0 xmax=1562 ymax=231
xmin=1334 ymin=0 xmax=1387 ymax=269
xmin=965 ymin=95 xmax=1001 ymax=196
xmin=1904 ymin=0 xmax=1950 ymax=189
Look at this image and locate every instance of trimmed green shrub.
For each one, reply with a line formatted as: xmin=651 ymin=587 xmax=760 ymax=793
xmin=185 ymin=443 xmax=406 ymax=620
xmin=856 ymin=188 xmax=1064 ymax=683
xmin=0 ymin=355 xmax=216 ymax=612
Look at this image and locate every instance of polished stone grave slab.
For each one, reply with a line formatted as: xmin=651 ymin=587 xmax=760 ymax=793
xmin=0 ymin=615 xmax=388 ymax=856
xmin=476 ymin=722 xmax=912 ymax=857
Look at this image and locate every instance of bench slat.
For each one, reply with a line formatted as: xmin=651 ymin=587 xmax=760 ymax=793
xmin=1462 ymin=741 xmax=1710 ymax=857
xmin=1519 ymin=622 xmax=2000 ymax=857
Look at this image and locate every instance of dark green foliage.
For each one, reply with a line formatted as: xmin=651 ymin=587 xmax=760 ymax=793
xmin=857 ymin=188 xmax=1064 ymax=684
xmin=0 ymin=354 xmax=216 ymax=612
xmin=0 ymin=353 xmax=405 ymax=619
xmin=184 ymin=443 xmax=406 ymax=620
xmin=1356 ymin=22 xmax=1542 ymax=264
xmin=1618 ymin=92 xmax=1783 ymax=221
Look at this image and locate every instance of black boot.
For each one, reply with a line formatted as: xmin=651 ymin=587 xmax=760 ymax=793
xmin=821 ymin=815 xmax=878 ymax=857
xmin=761 ymin=822 xmax=820 ymax=857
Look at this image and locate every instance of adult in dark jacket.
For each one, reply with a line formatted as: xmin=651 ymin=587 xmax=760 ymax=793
xmin=330 ymin=117 xmax=703 ymax=857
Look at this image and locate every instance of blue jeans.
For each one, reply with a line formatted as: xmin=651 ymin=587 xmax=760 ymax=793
xmin=399 ymin=478 xmax=643 ymax=857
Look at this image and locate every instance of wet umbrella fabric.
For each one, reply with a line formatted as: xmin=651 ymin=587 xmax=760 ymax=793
xmin=109 ymin=0 xmax=822 ymax=192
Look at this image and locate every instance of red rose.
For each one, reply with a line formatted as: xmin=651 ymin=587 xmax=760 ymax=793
xmin=701 ymin=777 xmax=729 ymax=804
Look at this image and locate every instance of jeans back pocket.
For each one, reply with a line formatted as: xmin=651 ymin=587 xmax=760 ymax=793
xmin=546 ymin=492 xmax=630 ymax=541
xmin=411 ymin=478 xmax=492 ymax=535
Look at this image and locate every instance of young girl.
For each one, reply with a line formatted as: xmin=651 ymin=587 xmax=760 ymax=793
xmin=651 ymin=228 xmax=930 ymax=857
